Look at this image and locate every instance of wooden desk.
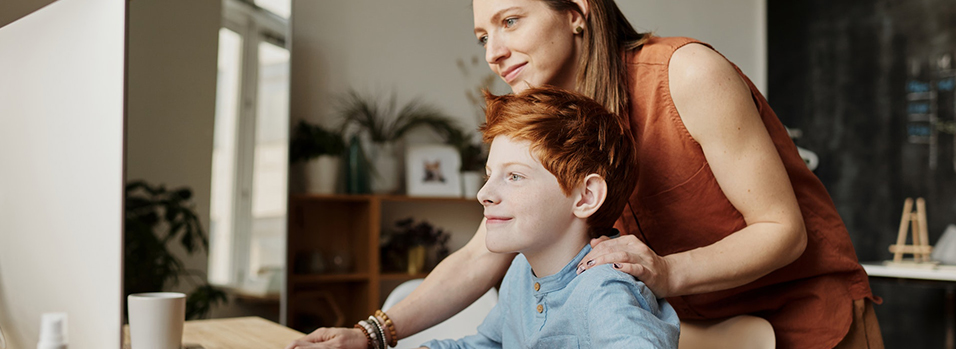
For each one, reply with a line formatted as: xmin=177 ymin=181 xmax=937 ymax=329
xmin=862 ymin=262 xmax=956 ymax=349
xmin=123 ymin=316 xmax=304 ymax=349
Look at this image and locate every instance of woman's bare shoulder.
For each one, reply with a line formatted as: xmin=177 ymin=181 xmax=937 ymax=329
xmin=667 ymin=43 xmax=756 ymax=143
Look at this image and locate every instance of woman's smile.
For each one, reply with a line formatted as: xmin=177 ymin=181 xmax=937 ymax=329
xmin=500 ymin=62 xmax=527 ymax=83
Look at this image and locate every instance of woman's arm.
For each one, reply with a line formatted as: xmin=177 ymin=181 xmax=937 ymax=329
xmin=288 ymin=220 xmax=515 ymax=349
xmin=387 ymin=219 xmax=515 ymax=340
xmin=578 ymin=43 xmax=807 ymax=298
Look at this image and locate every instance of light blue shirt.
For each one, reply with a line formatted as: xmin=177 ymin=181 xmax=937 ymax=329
xmin=421 ymin=244 xmax=680 ymax=349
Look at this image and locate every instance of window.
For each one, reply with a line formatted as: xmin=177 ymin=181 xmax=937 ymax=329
xmin=209 ymin=0 xmax=289 ymax=302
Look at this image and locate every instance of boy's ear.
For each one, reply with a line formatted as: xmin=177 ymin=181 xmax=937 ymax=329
xmin=573 ymin=174 xmax=607 ymax=219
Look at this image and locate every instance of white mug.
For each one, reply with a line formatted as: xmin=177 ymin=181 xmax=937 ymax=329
xmin=127 ymin=292 xmax=185 ymax=349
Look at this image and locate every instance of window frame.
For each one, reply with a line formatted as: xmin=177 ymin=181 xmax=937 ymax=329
xmin=212 ymin=0 xmax=290 ymax=324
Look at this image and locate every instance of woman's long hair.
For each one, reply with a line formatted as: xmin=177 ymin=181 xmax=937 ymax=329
xmin=540 ymin=0 xmax=649 ymax=117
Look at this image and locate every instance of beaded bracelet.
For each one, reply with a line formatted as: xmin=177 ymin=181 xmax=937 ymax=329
xmin=367 ymin=316 xmax=387 ymax=349
xmin=374 ymin=310 xmax=398 ymax=348
xmin=357 ymin=320 xmax=381 ymax=349
xmin=353 ymin=323 xmax=374 ymax=349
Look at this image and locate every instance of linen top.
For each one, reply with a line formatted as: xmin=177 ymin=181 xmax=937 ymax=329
xmin=614 ymin=36 xmax=875 ymax=348
xmin=421 ymin=244 xmax=680 ymax=349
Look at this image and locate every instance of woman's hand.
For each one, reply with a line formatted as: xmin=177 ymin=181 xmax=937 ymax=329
xmin=576 ymin=235 xmax=676 ymax=298
xmin=285 ymin=327 xmax=367 ymax=349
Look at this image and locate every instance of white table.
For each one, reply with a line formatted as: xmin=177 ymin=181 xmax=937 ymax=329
xmin=862 ymin=262 xmax=956 ymax=349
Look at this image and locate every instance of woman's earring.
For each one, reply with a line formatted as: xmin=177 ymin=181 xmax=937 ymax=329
xmin=574 ymin=26 xmax=584 ymax=35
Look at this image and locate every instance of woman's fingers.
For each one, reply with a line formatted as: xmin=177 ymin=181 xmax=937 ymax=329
xmin=611 ymin=260 xmax=645 ymax=277
xmin=578 ymin=235 xmax=643 ymax=272
xmin=286 ymin=327 xmax=366 ymax=349
xmin=577 ymin=235 xmax=673 ymax=297
xmin=590 ymin=235 xmax=612 ymax=246
xmin=286 ymin=339 xmax=317 ymax=349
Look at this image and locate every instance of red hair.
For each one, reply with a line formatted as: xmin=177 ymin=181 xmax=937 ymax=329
xmin=481 ymin=87 xmax=637 ymax=238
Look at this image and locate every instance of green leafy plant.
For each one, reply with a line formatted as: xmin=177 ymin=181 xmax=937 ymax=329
xmin=336 ymin=89 xmax=487 ymax=172
xmin=290 ymin=120 xmax=347 ymax=164
xmin=429 ymin=123 xmax=486 ymax=172
xmin=124 ymin=180 xmax=227 ymax=320
xmin=336 ymin=90 xmax=457 ymax=143
xmin=380 ymin=218 xmax=451 ymax=273
xmin=455 ymin=56 xmax=498 ymax=171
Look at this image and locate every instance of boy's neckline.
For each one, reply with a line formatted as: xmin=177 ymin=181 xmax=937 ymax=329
xmin=526 ymin=243 xmax=591 ymax=293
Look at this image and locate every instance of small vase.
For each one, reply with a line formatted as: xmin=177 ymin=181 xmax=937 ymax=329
xmin=407 ymin=245 xmax=427 ymax=275
xmin=305 ymin=155 xmax=340 ymax=194
xmin=346 ymin=135 xmax=370 ymax=194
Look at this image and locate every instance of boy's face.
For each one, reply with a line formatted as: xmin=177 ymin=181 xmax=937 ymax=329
xmin=478 ymin=135 xmax=579 ymax=255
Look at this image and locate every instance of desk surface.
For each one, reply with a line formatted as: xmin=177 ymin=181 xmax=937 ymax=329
xmin=862 ymin=262 xmax=956 ymax=282
xmin=123 ymin=316 xmax=304 ymax=349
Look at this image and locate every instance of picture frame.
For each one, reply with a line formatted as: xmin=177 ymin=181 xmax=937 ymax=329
xmin=405 ymin=144 xmax=461 ymax=197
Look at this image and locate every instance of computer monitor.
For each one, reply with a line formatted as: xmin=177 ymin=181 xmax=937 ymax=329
xmin=0 ymin=0 xmax=126 ymax=347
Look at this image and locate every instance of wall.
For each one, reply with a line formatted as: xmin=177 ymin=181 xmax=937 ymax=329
xmin=0 ymin=0 xmax=125 ymax=346
xmin=290 ymin=0 xmax=767 ymax=136
xmin=125 ymin=0 xmax=225 ymax=309
xmin=616 ymin=0 xmax=767 ymax=94
xmin=0 ymin=0 xmax=58 ymax=28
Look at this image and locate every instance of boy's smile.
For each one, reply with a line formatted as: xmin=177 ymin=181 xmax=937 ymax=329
xmin=478 ymin=135 xmax=585 ymax=269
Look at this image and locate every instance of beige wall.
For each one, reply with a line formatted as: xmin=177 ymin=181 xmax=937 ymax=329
xmin=126 ymin=0 xmax=220 ymax=294
xmin=617 ymin=0 xmax=767 ymax=94
xmin=0 ymin=0 xmax=125 ymax=346
xmin=290 ymin=0 xmax=767 ymax=132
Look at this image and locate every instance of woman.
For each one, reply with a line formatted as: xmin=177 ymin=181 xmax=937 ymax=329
xmin=287 ymin=0 xmax=881 ymax=348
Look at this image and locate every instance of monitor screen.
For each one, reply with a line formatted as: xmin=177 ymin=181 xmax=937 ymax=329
xmin=0 ymin=0 xmax=126 ymax=347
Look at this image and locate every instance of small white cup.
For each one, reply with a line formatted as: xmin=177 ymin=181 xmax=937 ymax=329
xmin=127 ymin=292 xmax=185 ymax=349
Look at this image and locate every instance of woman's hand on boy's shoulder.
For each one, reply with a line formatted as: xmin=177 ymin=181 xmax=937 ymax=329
xmin=576 ymin=235 xmax=676 ymax=298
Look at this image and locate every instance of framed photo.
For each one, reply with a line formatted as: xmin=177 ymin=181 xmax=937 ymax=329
xmin=405 ymin=144 xmax=461 ymax=197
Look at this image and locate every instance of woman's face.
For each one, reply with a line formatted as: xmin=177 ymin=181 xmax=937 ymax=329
xmin=473 ymin=0 xmax=584 ymax=93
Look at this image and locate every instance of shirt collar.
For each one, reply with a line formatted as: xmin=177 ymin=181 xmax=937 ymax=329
xmin=529 ymin=244 xmax=591 ymax=294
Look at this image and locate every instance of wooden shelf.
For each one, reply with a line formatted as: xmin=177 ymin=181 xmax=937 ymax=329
xmin=291 ymin=193 xmax=477 ymax=204
xmin=233 ymin=291 xmax=281 ymax=304
xmin=380 ymin=273 xmax=429 ymax=281
xmin=286 ymin=193 xmax=482 ymax=333
xmin=293 ymin=273 xmax=370 ymax=283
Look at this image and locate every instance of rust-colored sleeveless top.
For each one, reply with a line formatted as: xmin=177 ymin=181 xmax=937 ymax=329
xmin=614 ymin=37 xmax=875 ymax=348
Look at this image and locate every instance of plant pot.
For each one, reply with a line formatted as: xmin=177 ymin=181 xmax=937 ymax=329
xmin=407 ymin=245 xmax=427 ymax=275
xmin=367 ymin=142 xmax=401 ymax=194
xmin=305 ymin=155 xmax=340 ymax=194
xmin=460 ymin=171 xmax=483 ymax=198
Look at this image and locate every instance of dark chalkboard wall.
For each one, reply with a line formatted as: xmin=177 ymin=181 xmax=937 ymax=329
xmin=769 ymin=1 xmax=956 ymax=347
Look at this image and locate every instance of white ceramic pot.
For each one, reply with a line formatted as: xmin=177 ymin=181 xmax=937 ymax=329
xmin=460 ymin=171 xmax=484 ymax=199
xmin=367 ymin=142 xmax=401 ymax=194
xmin=305 ymin=155 xmax=340 ymax=194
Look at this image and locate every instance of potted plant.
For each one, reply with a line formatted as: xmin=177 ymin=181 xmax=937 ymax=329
xmin=290 ymin=120 xmax=347 ymax=194
xmin=454 ymin=55 xmax=501 ymax=196
xmin=427 ymin=122 xmax=487 ymax=197
xmin=380 ymin=218 xmax=451 ymax=274
xmin=124 ymin=180 xmax=227 ymax=320
xmin=337 ymin=90 xmax=458 ymax=194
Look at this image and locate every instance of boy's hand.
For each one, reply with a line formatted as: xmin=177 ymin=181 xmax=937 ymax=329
xmin=577 ymin=235 xmax=675 ymax=298
xmin=285 ymin=327 xmax=367 ymax=349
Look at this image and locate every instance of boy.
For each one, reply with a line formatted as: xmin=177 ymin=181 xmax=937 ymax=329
xmin=421 ymin=87 xmax=680 ymax=349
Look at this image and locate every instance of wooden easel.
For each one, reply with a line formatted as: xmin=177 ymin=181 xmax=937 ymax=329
xmin=886 ymin=197 xmax=938 ymax=268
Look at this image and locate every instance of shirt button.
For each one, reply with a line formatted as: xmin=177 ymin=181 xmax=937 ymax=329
xmin=534 ymin=282 xmax=541 ymax=291
xmin=536 ymin=304 xmax=544 ymax=313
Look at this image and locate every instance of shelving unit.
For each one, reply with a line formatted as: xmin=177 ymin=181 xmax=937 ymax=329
xmin=285 ymin=194 xmax=482 ymax=332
